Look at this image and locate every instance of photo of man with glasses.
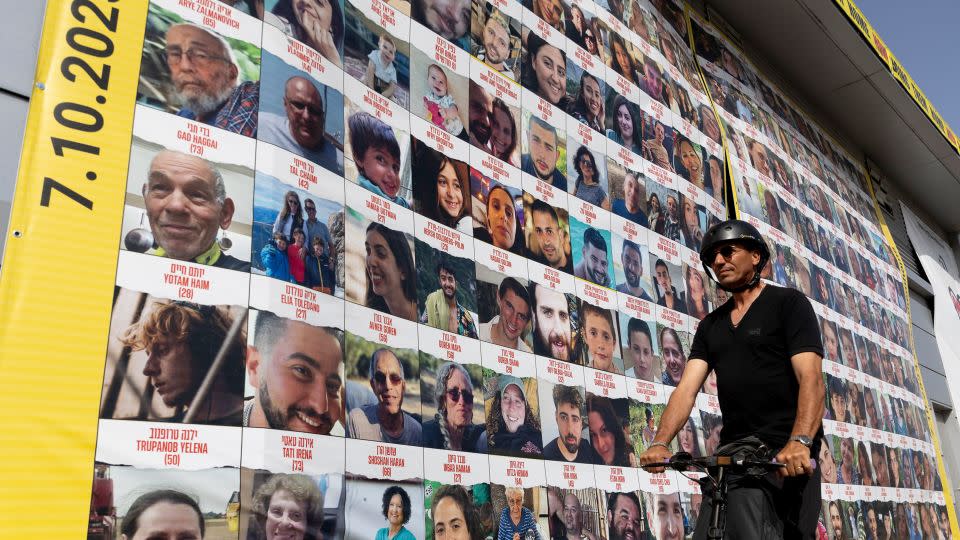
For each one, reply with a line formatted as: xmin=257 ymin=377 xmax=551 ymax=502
xmin=161 ymin=22 xmax=259 ymax=136
xmin=259 ymin=75 xmax=343 ymax=175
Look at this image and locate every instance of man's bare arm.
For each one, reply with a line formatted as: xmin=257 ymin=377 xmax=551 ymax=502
xmin=775 ymin=350 xmax=825 ymax=477
xmin=789 ymin=351 xmax=825 ymax=440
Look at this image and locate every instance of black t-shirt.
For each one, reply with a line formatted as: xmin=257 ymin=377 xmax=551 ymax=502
xmin=689 ymin=285 xmax=824 ymax=451
xmin=542 ymin=438 xmax=598 ymax=463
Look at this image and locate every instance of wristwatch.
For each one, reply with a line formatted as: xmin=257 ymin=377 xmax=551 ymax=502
xmin=788 ymin=435 xmax=813 ymax=447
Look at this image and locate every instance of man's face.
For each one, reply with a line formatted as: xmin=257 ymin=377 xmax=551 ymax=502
xmin=165 ymin=25 xmax=237 ymax=113
xmin=128 ymin=502 xmax=202 ymax=540
xmin=284 ymin=78 xmax=325 ymax=149
xmin=623 ymin=176 xmax=641 ymax=211
xmin=823 ymin=324 xmax=838 ymax=360
xmin=497 ymin=288 xmax=530 ymax=342
xmin=653 ymin=122 xmax=664 ymax=142
xmin=528 ymin=122 xmax=559 ymax=178
xmin=562 ymin=493 xmax=583 ymax=533
xmin=143 ymin=340 xmax=195 ymax=408
xmin=556 ymin=401 xmax=583 ymax=454
xmin=439 ymin=267 xmax=457 ymax=300
xmin=627 ymin=331 xmax=653 ymax=380
xmin=645 ymin=64 xmax=662 ymax=98
xmin=469 ymin=83 xmax=493 ymax=145
xmin=482 ymin=18 xmax=510 ymax=65
xmin=654 ymin=494 xmax=684 ymax=540
xmin=143 ymin=151 xmax=232 ymax=261
xmin=829 ymin=504 xmax=842 ymax=538
xmin=532 ymin=210 xmax=564 ymax=267
xmin=655 ymin=264 xmax=672 ymax=293
xmin=622 ymin=247 xmax=642 ymax=288
xmin=371 ymin=352 xmax=405 ymax=416
xmin=608 ymin=495 xmax=642 ymax=540
xmin=582 ymin=242 xmax=608 ymax=284
xmin=253 ymin=322 xmax=343 ymax=435
xmin=534 ymin=286 xmax=571 ymax=360
xmin=420 ymin=0 xmax=470 ymax=41
xmin=750 ymin=143 xmax=771 ymax=177
xmin=584 ymin=311 xmax=615 ymax=368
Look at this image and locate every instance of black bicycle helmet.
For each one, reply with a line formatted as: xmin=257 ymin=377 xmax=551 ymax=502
xmin=699 ymin=219 xmax=770 ymax=292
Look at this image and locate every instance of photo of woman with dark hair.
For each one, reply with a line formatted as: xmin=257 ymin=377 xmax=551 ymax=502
xmin=377 ymin=485 xmax=415 ymax=540
xmin=412 ymin=141 xmax=472 ymax=232
xmin=568 ymin=72 xmax=604 ymax=133
xmin=684 ymin=265 xmax=710 ymax=320
xmin=606 ymin=96 xmax=642 ymax=155
xmin=364 ymin=222 xmax=418 ymax=321
xmin=587 ymin=394 xmax=633 ymax=467
xmin=566 ymin=4 xmax=587 ymax=48
xmin=608 ymin=34 xmax=638 ymax=85
xmin=571 ymin=146 xmax=610 ymax=210
xmin=473 ymin=184 xmax=525 ymax=255
xmin=430 ymin=484 xmax=486 ymax=540
xmin=489 ymin=98 xmax=519 ymax=166
xmin=267 ymin=0 xmax=345 ymax=68
xmin=521 ymin=33 xmax=569 ymax=109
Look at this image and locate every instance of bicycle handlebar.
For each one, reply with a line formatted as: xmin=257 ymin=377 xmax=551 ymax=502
xmin=639 ymin=452 xmax=798 ymax=473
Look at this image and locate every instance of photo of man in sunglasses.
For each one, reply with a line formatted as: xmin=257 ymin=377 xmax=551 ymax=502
xmin=347 ymin=347 xmax=423 ymax=445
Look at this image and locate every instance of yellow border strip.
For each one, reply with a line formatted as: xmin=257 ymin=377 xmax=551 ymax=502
xmin=834 ymin=0 xmax=960 ymax=155
xmin=865 ymin=168 xmax=960 ymax=536
xmin=0 ymin=0 xmax=148 ymax=535
xmin=682 ymin=4 xmax=739 ymax=220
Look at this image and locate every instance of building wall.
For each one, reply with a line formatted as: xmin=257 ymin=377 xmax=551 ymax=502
xmin=0 ymin=0 xmax=46 ymax=267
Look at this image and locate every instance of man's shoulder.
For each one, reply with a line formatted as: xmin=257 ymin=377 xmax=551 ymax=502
xmin=542 ymin=438 xmax=562 ymax=458
xmin=214 ymin=253 xmax=250 ymax=272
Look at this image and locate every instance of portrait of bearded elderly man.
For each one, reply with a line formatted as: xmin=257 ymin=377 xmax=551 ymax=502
xmin=160 ymin=22 xmax=259 ymax=136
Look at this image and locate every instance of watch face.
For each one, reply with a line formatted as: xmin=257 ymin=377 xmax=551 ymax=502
xmin=793 ymin=436 xmax=812 ymax=446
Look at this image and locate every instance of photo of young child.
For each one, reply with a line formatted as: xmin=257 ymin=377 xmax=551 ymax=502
xmin=346 ymin=111 xmax=410 ymax=208
xmin=423 ymin=64 xmax=466 ymax=137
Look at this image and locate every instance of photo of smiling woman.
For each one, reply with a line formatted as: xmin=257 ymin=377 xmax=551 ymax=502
xmin=411 ymin=139 xmax=472 ymax=233
xmin=521 ymin=31 xmax=569 ymax=109
xmin=363 ymin=222 xmax=418 ymax=322
xmin=568 ymin=71 xmax=605 ymax=133
xmin=472 ymin=182 xmax=526 ymax=256
xmin=606 ymin=95 xmax=642 ymax=156
xmin=587 ymin=394 xmax=634 ymax=467
xmin=266 ymin=0 xmax=345 ymax=67
xmin=658 ymin=326 xmax=687 ymax=387
xmin=481 ymin=374 xmax=543 ymax=457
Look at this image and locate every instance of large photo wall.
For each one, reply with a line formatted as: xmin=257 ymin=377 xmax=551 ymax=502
xmin=83 ymin=0 xmax=947 ymax=538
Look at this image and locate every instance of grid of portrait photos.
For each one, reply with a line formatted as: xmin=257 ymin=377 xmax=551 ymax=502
xmin=84 ymin=0 xmax=946 ymax=538
xmin=688 ymin=9 xmax=949 ymax=539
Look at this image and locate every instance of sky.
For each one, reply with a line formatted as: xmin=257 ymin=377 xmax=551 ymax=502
xmin=855 ymin=1 xmax=960 ymax=132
